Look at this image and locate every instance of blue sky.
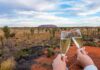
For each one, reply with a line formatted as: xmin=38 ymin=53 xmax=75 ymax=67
xmin=0 ymin=0 xmax=100 ymax=27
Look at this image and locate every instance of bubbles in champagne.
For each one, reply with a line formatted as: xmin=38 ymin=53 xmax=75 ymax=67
xmin=74 ymin=37 xmax=83 ymax=48
xmin=60 ymin=29 xmax=83 ymax=54
xmin=60 ymin=31 xmax=71 ymax=54
xmin=72 ymin=37 xmax=83 ymax=48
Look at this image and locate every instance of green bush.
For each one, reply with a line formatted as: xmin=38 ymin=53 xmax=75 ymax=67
xmin=51 ymin=45 xmax=56 ymax=49
xmin=2 ymin=26 xmax=10 ymax=39
xmin=0 ymin=50 xmax=3 ymax=57
xmin=10 ymin=33 xmax=15 ymax=38
xmin=15 ymin=49 xmax=30 ymax=59
xmin=83 ymin=42 xmax=97 ymax=47
xmin=47 ymin=48 xmax=54 ymax=57
xmin=82 ymin=35 xmax=93 ymax=41
xmin=98 ymin=43 xmax=100 ymax=47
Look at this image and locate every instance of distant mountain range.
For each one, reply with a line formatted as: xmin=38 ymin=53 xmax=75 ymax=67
xmin=38 ymin=24 xmax=57 ymax=28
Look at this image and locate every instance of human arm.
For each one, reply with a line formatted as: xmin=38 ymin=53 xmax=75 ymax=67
xmin=77 ymin=48 xmax=98 ymax=70
xmin=52 ymin=54 xmax=68 ymax=70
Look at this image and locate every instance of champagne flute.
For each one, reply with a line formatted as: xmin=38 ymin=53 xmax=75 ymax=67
xmin=71 ymin=29 xmax=83 ymax=48
xmin=60 ymin=31 xmax=71 ymax=56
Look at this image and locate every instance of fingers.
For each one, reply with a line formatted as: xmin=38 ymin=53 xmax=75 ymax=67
xmin=77 ymin=47 xmax=87 ymax=55
xmin=56 ymin=54 xmax=62 ymax=60
xmin=77 ymin=48 xmax=82 ymax=56
xmin=77 ymin=47 xmax=87 ymax=60
xmin=77 ymin=48 xmax=83 ymax=60
xmin=62 ymin=56 xmax=68 ymax=62
xmin=53 ymin=54 xmax=61 ymax=65
xmin=54 ymin=54 xmax=68 ymax=62
xmin=81 ymin=47 xmax=87 ymax=55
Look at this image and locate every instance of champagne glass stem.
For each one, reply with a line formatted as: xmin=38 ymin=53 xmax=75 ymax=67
xmin=72 ymin=37 xmax=80 ymax=48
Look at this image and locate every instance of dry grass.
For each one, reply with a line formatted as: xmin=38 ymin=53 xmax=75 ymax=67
xmin=0 ymin=27 xmax=99 ymax=70
xmin=0 ymin=57 xmax=16 ymax=70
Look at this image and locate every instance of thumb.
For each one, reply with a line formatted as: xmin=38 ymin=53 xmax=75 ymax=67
xmin=81 ymin=47 xmax=87 ymax=55
xmin=62 ymin=56 xmax=67 ymax=62
xmin=77 ymin=48 xmax=82 ymax=56
xmin=56 ymin=54 xmax=62 ymax=60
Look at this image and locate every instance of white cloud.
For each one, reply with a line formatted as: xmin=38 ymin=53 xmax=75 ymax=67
xmin=0 ymin=0 xmax=57 ymax=11
xmin=78 ymin=8 xmax=100 ymax=16
xmin=77 ymin=0 xmax=100 ymax=16
xmin=80 ymin=16 xmax=100 ymax=24
xmin=0 ymin=11 xmax=78 ymax=27
xmin=0 ymin=0 xmax=100 ymax=27
xmin=0 ymin=12 xmax=100 ymax=27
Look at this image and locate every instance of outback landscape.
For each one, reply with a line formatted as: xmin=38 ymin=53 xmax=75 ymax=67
xmin=0 ymin=26 xmax=100 ymax=70
xmin=0 ymin=0 xmax=100 ymax=70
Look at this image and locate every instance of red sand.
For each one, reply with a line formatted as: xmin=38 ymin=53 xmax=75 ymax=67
xmin=31 ymin=46 xmax=100 ymax=70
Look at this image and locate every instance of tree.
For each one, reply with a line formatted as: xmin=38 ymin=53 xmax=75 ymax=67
xmin=0 ymin=36 xmax=4 ymax=47
xmin=47 ymin=48 xmax=54 ymax=57
xmin=2 ymin=26 xmax=14 ymax=58
xmin=49 ymin=28 xmax=56 ymax=39
xmin=45 ymin=28 xmax=48 ymax=32
xmin=97 ymin=28 xmax=100 ymax=38
xmin=10 ymin=33 xmax=15 ymax=38
xmin=2 ymin=26 xmax=10 ymax=39
xmin=30 ymin=28 xmax=34 ymax=35
xmin=37 ymin=27 xmax=40 ymax=34
xmin=0 ymin=36 xmax=4 ymax=57
xmin=52 ymin=28 xmax=56 ymax=38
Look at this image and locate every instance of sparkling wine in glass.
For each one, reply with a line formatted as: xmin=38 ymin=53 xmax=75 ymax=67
xmin=71 ymin=29 xmax=83 ymax=48
xmin=60 ymin=31 xmax=71 ymax=56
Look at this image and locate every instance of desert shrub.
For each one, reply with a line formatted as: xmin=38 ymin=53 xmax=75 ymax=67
xmin=0 ymin=53 xmax=2 ymax=57
xmin=94 ymin=43 xmax=100 ymax=47
xmin=0 ymin=36 xmax=4 ymax=46
xmin=51 ymin=45 xmax=56 ymax=49
xmin=2 ymin=26 xmax=10 ymax=39
xmin=0 ymin=57 xmax=16 ymax=70
xmin=47 ymin=48 xmax=54 ymax=57
xmin=30 ymin=28 xmax=34 ymax=35
xmin=15 ymin=49 xmax=30 ymax=59
xmin=42 ymin=62 xmax=52 ymax=69
xmin=83 ymin=42 xmax=97 ymax=47
xmin=15 ymin=51 xmax=27 ymax=59
xmin=0 ymin=50 xmax=3 ymax=57
xmin=98 ymin=43 xmax=100 ymax=47
xmin=82 ymin=35 xmax=93 ymax=41
xmin=10 ymin=33 xmax=15 ymax=38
